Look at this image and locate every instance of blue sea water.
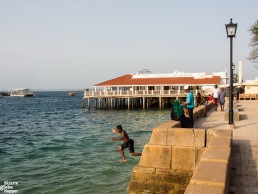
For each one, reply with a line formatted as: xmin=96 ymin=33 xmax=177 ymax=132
xmin=0 ymin=91 xmax=170 ymax=194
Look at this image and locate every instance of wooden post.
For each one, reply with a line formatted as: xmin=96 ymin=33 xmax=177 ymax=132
xmin=88 ymin=98 xmax=90 ymax=109
xmin=128 ymin=97 xmax=130 ymax=109
xmin=82 ymin=99 xmax=85 ymax=109
xmin=143 ymin=97 xmax=145 ymax=109
xmin=159 ymin=97 xmax=162 ymax=109
xmin=98 ymin=98 xmax=101 ymax=108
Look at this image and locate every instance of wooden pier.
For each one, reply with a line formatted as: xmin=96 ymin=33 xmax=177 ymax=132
xmin=83 ymin=90 xmax=189 ymax=109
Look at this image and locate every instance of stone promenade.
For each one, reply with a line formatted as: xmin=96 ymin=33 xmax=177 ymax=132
xmin=194 ymin=100 xmax=258 ymax=194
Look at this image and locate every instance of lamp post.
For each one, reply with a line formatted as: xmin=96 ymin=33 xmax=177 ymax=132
xmin=225 ymin=18 xmax=237 ymax=125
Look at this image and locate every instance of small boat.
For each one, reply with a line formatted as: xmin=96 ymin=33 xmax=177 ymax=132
xmin=10 ymin=88 xmax=34 ymax=97
xmin=68 ymin=91 xmax=77 ymax=96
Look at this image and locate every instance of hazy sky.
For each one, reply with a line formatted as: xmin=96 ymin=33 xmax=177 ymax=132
xmin=1 ymin=0 xmax=258 ymax=90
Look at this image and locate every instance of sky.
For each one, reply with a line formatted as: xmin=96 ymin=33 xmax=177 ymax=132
xmin=0 ymin=0 xmax=258 ymax=90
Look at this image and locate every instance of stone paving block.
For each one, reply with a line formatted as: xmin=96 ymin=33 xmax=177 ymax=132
xmin=172 ymin=146 xmax=196 ymax=171
xmin=202 ymin=147 xmax=231 ymax=163
xmin=190 ymin=161 xmax=228 ymax=185
xmin=196 ymin=147 xmax=206 ymax=166
xmin=131 ymin=166 xmax=156 ymax=182
xmin=154 ymin=182 xmax=175 ymax=194
xmin=185 ymin=183 xmax=225 ymax=194
xmin=206 ymin=129 xmax=232 ymax=146
xmin=139 ymin=144 xmax=171 ymax=169
xmin=167 ymin=128 xmax=195 ymax=146
xmin=154 ymin=169 xmax=192 ymax=185
xmin=209 ymin=137 xmax=231 ymax=148
xmin=149 ymin=127 xmax=167 ymax=145
xmin=127 ymin=181 xmax=155 ymax=193
xmin=193 ymin=129 xmax=205 ymax=147
xmin=201 ymin=147 xmax=231 ymax=163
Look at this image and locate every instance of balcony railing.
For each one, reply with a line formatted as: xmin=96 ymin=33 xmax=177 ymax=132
xmin=84 ymin=90 xmax=186 ymax=98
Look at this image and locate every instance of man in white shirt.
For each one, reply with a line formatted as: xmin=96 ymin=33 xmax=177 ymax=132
xmin=212 ymin=84 xmax=219 ymax=111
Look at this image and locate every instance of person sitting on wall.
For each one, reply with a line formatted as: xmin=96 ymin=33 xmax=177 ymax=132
xmin=173 ymin=99 xmax=184 ymax=121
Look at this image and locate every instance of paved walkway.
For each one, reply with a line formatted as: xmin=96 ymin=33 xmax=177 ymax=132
xmin=194 ymin=101 xmax=258 ymax=194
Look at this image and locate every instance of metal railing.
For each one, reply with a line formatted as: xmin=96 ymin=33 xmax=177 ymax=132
xmin=84 ymin=90 xmax=186 ymax=98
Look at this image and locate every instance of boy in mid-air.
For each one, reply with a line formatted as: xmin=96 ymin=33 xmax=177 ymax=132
xmin=111 ymin=125 xmax=142 ymax=163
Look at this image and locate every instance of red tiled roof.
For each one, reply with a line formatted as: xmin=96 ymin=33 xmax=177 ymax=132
xmin=95 ymin=74 xmax=221 ymax=86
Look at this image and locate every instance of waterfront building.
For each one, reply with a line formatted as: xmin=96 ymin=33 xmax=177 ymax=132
xmin=83 ymin=69 xmax=228 ymax=109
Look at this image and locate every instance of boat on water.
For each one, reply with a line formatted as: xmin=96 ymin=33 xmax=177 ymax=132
xmin=10 ymin=88 xmax=34 ymax=97
xmin=68 ymin=91 xmax=77 ymax=96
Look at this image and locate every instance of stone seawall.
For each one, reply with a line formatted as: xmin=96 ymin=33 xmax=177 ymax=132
xmin=127 ymin=102 xmax=232 ymax=194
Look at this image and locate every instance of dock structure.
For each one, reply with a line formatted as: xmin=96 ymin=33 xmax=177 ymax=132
xmin=83 ymin=69 xmax=227 ymax=109
xmin=83 ymin=90 xmax=188 ymax=109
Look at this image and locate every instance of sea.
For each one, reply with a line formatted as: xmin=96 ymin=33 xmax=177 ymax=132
xmin=0 ymin=91 xmax=171 ymax=194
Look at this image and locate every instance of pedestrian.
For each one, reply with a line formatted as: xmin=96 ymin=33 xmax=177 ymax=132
xmin=212 ymin=84 xmax=219 ymax=111
xmin=196 ymin=86 xmax=202 ymax=107
xmin=182 ymin=85 xmax=194 ymax=128
xmin=111 ymin=125 xmax=141 ymax=163
xmin=196 ymin=91 xmax=202 ymax=107
xmin=218 ymin=87 xmax=226 ymax=111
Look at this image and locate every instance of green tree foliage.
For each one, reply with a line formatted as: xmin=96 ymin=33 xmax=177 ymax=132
xmin=248 ymin=20 xmax=258 ymax=63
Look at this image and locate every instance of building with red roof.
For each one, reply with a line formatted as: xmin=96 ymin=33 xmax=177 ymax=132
xmin=83 ymin=69 xmax=228 ymax=109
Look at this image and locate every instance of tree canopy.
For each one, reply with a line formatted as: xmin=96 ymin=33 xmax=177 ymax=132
xmin=248 ymin=20 xmax=258 ymax=63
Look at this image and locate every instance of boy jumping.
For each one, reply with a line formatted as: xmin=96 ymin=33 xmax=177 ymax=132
xmin=111 ymin=125 xmax=142 ymax=163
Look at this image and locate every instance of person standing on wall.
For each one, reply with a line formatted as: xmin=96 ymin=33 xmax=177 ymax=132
xmin=212 ymin=84 xmax=219 ymax=111
xmin=183 ymin=85 xmax=195 ymax=128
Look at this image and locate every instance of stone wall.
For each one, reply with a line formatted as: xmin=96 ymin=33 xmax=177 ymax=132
xmin=185 ymin=129 xmax=232 ymax=194
xmin=127 ymin=102 xmax=232 ymax=194
xmin=127 ymin=127 xmax=206 ymax=194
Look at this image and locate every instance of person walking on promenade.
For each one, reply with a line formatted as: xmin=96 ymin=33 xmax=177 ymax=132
xmin=212 ymin=84 xmax=219 ymax=111
xmin=218 ymin=87 xmax=226 ymax=111
xmin=111 ymin=125 xmax=141 ymax=163
xmin=183 ymin=85 xmax=195 ymax=128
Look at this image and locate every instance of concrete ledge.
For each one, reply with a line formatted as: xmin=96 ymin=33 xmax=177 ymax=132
xmin=185 ymin=183 xmax=225 ymax=194
xmin=157 ymin=120 xmax=180 ymax=128
xmin=206 ymin=129 xmax=232 ymax=146
xmin=190 ymin=161 xmax=228 ymax=186
xmin=150 ymin=128 xmax=206 ymax=147
xmin=149 ymin=127 xmax=168 ymax=145
xmin=185 ymin=129 xmax=232 ymax=194
xmin=202 ymin=147 xmax=231 ymax=163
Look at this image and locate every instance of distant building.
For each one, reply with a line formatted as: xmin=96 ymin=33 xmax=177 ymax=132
xmin=93 ymin=69 xmax=228 ymax=93
xmin=83 ymin=69 xmax=228 ymax=109
xmin=243 ymin=77 xmax=258 ymax=94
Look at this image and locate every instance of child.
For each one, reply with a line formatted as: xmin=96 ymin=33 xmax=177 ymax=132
xmin=111 ymin=125 xmax=141 ymax=163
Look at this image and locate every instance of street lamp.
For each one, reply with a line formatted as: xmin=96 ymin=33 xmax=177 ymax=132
xmin=225 ymin=18 xmax=237 ymax=125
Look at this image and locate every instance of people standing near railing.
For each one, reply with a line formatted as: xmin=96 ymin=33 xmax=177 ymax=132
xmin=182 ymin=85 xmax=194 ymax=128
